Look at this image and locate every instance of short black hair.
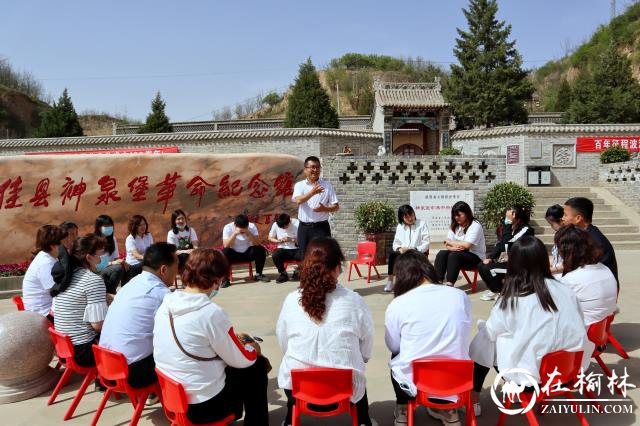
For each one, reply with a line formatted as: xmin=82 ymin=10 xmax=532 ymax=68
xmin=304 ymin=156 xmax=321 ymax=166
xmin=234 ymin=214 xmax=249 ymax=228
xmin=509 ymin=205 xmax=530 ymax=225
xmin=60 ymin=221 xmax=78 ymax=232
xmin=397 ymin=205 xmax=415 ymax=224
xmin=565 ymin=197 xmax=594 ymax=222
xmin=143 ymin=242 xmax=177 ymax=270
xmin=545 ymin=204 xmax=564 ymax=224
xmin=276 ymin=213 xmax=291 ymax=228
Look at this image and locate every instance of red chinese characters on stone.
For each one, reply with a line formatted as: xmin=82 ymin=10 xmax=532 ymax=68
xmin=95 ymin=175 xmax=122 ymax=206
xmin=156 ymin=172 xmax=182 ymax=214
xmin=274 ymin=172 xmax=294 ymax=199
xmin=29 ymin=178 xmax=51 ymax=207
xmin=186 ymin=176 xmax=216 ymax=207
xmin=247 ymin=173 xmax=270 ymax=199
xmin=218 ymin=175 xmax=242 ymax=198
xmin=60 ymin=177 xmax=86 ymax=212
xmin=0 ymin=176 xmax=24 ymax=209
xmin=128 ymin=176 xmax=150 ymax=202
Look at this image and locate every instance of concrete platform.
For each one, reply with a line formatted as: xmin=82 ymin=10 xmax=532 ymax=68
xmin=1 ymin=251 xmax=639 ymax=425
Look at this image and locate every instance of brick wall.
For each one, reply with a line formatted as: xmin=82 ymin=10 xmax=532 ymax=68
xmin=599 ymin=160 xmax=640 ymax=211
xmin=322 ymin=155 xmax=506 ymax=257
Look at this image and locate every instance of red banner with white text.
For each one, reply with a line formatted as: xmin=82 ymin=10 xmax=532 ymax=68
xmin=576 ymin=137 xmax=640 ymax=152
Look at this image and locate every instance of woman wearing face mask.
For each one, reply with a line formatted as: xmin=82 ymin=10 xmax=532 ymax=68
xmin=50 ymin=234 xmax=109 ymax=367
xmin=476 ymin=205 xmax=534 ymax=301
xmin=94 ymin=215 xmax=128 ymax=294
xmin=23 ymin=225 xmax=67 ymax=320
xmin=167 ymin=209 xmax=199 ymax=273
xmin=154 ymin=249 xmax=269 ymax=425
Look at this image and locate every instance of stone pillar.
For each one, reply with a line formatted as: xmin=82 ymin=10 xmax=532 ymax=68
xmin=0 ymin=311 xmax=58 ymax=403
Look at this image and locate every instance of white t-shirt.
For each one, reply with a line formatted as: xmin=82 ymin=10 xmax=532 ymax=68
xmin=471 ymin=279 xmax=590 ymax=383
xmin=447 ymin=220 xmax=486 ymax=259
xmin=125 ymin=234 xmax=154 ymax=265
xmin=222 ymin=222 xmax=259 ymax=253
xmin=385 ymin=284 xmax=471 ymax=397
xmin=559 ymin=263 xmax=618 ymax=326
xmin=22 ymin=251 xmax=57 ymax=316
xmin=277 ymin=284 xmax=374 ymax=403
xmin=292 ymin=178 xmax=338 ymax=223
xmin=107 ymin=236 xmax=120 ymax=262
xmin=167 ymin=228 xmax=198 ymax=250
xmin=269 ymin=219 xmax=299 ymax=250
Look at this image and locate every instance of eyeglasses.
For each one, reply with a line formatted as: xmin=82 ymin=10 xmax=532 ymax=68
xmin=305 ymin=165 xmax=321 ymax=170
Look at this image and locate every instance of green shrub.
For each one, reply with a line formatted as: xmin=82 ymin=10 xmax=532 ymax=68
xmin=354 ymin=201 xmax=396 ymax=234
xmin=600 ymin=146 xmax=631 ymax=164
xmin=481 ymin=183 xmax=536 ymax=229
xmin=439 ymin=147 xmax=462 ymax=156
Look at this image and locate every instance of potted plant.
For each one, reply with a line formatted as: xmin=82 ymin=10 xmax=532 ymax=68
xmin=354 ymin=201 xmax=396 ymax=265
xmin=600 ymin=146 xmax=630 ymax=164
xmin=481 ymin=182 xmax=535 ymax=236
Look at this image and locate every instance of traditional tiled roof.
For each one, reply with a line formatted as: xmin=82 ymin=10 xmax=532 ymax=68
xmin=452 ymin=123 xmax=640 ymax=140
xmin=374 ymin=81 xmax=448 ymax=109
xmin=0 ymin=128 xmax=382 ymax=149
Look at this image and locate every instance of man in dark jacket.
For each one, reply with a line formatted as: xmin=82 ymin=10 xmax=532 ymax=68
xmin=563 ymin=197 xmax=619 ymax=286
xmin=51 ymin=221 xmax=78 ymax=289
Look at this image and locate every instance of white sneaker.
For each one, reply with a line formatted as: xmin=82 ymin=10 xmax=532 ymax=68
xmin=474 ymin=402 xmax=482 ymax=417
xmin=384 ymin=281 xmax=394 ymax=293
xmin=480 ymin=291 xmax=497 ymax=301
xmin=394 ymin=404 xmax=408 ymax=425
xmin=427 ymin=408 xmax=461 ymax=426
xmin=145 ymin=392 xmax=159 ymax=406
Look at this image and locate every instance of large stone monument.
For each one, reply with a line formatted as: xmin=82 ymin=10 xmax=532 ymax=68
xmin=0 ymin=311 xmax=58 ymax=403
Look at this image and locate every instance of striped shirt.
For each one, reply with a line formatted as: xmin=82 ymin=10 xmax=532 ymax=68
xmin=53 ymin=268 xmax=108 ymax=346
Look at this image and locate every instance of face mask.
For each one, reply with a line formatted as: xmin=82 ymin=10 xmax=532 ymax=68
xmin=209 ymin=288 xmax=219 ymax=299
xmin=177 ymin=223 xmax=186 ymax=230
xmin=95 ymin=254 xmax=110 ymax=272
xmin=504 ymin=218 xmax=512 ymax=225
xmin=101 ymin=226 xmax=114 ymax=236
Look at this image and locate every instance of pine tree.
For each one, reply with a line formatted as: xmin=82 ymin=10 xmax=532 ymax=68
xmin=138 ymin=92 xmax=173 ymax=133
xmin=446 ymin=0 xmax=533 ymax=129
xmin=285 ymin=58 xmax=339 ymax=128
xmin=565 ymin=44 xmax=640 ymax=123
xmin=34 ymin=88 xmax=83 ymax=138
xmin=553 ymin=79 xmax=572 ymax=112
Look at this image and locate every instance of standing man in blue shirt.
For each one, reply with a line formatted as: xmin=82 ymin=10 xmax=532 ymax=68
xmin=99 ymin=242 xmax=179 ymax=401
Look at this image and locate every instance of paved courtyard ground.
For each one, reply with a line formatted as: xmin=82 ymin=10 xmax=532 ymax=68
xmin=2 ymin=250 xmax=638 ymax=425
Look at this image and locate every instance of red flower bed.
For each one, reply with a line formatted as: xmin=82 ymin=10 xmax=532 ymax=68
xmin=0 ymin=261 xmax=29 ymax=277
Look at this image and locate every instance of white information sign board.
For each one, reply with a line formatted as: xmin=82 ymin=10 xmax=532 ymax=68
xmin=410 ymin=190 xmax=475 ymax=238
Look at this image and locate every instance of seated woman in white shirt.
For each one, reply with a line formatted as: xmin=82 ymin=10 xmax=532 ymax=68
xmin=434 ymin=201 xmax=486 ymax=287
xmin=385 ymin=251 xmax=471 ymax=426
xmin=545 ymin=204 xmax=564 ymax=274
xmin=470 ymin=236 xmax=587 ymax=415
xmin=268 ymin=213 xmax=301 ymax=284
xmin=384 ymin=205 xmax=431 ymax=293
xmin=276 ymin=237 xmax=377 ymax=426
xmin=23 ymin=225 xmax=66 ymax=321
xmin=153 ymin=249 xmax=269 ymax=425
xmin=51 ymin=234 xmax=109 ymax=367
xmin=124 ymin=214 xmax=153 ymax=285
xmin=167 ymin=209 xmax=198 ymax=273
xmin=555 ymin=225 xmax=618 ymax=326
xmin=94 ymin=215 xmax=127 ymax=294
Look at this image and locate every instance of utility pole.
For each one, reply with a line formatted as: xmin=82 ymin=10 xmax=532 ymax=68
xmin=611 ymin=0 xmax=616 ymax=21
xmin=336 ymin=82 xmax=341 ymax=115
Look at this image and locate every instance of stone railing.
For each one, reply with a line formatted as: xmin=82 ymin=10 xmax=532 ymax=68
xmin=527 ymin=112 xmax=564 ymax=124
xmin=113 ymin=116 xmax=372 ymax=135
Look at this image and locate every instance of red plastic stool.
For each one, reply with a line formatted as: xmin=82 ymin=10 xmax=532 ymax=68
xmin=461 ymin=269 xmax=478 ymax=293
xmin=228 ymin=262 xmax=254 ymax=282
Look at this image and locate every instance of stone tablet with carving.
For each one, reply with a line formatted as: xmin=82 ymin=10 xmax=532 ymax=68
xmin=0 ymin=153 xmax=303 ymax=263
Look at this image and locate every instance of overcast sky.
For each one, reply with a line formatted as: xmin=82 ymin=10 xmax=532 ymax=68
xmin=2 ymin=0 xmax=625 ymax=121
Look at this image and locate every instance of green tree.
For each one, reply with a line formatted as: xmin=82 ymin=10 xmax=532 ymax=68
xmin=262 ymin=92 xmax=282 ymax=107
xmin=446 ymin=0 xmax=534 ymax=129
xmin=553 ymin=79 xmax=572 ymax=112
xmin=564 ymin=44 xmax=640 ymax=123
xmin=285 ymin=58 xmax=339 ymax=128
xmin=138 ymin=92 xmax=173 ymax=133
xmin=34 ymin=88 xmax=83 ymax=138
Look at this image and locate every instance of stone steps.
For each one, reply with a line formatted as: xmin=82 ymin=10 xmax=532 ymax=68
xmin=533 ymin=224 xmax=637 ymax=235
xmin=532 ymin=205 xmax=614 ymax=215
xmin=531 ymin=217 xmax=629 ymax=226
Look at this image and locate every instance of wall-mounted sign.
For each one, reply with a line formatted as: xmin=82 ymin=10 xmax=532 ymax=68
xmin=410 ymin=190 xmax=474 ymax=237
xmin=576 ymin=137 xmax=640 ymax=152
xmin=506 ymin=144 xmax=520 ymax=165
